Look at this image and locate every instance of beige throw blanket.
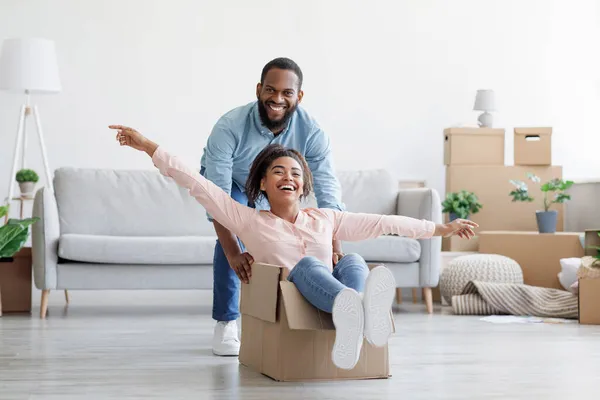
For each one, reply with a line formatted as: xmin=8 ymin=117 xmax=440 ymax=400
xmin=451 ymin=281 xmax=579 ymax=319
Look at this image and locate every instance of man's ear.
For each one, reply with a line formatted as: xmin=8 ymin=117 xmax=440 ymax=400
xmin=256 ymin=83 xmax=262 ymax=99
xmin=297 ymin=89 xmax=304 ymax=104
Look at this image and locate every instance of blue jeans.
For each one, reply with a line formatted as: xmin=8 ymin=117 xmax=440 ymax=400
xmin=287 ymin=253 xmax=369 ymax=313
xmin=200 ymin=167 xmax=250 ymax=321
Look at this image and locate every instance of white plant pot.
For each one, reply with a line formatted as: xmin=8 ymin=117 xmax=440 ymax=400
xmin=18 ymin=182 xmax=36 ymax=198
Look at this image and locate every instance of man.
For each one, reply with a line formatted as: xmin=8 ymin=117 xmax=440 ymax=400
xmin=200 ymin=57 xmax=344 ymax=356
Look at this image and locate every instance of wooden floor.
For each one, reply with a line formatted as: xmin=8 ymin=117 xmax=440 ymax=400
xmin=1 ymin=290 xmax=600 ymax=399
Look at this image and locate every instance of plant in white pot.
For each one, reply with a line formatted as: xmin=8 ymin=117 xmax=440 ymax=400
xmin=509 ymin=173 xmax=573 ymax=233
xmin=15 ymin=169 xmax=39 ymax=198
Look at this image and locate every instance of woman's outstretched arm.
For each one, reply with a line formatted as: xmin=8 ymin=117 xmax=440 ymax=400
xmin=320 ymin=209 xmax=477 ymax=241
xmin=109 ymin=125 xmax=255 ymax=237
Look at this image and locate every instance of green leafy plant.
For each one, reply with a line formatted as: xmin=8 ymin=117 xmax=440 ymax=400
xmin=509 ymin=174 xmax=574 ymax=212
xmin=0 ymin=204 xmax=39 ymax=259
xmin=441 ymin=190 xmax=482 ymax=219
xmin=15 ymin=169 xmax=39 ymax=183
xmin=587 ymin=232 xmax=600 ymax=262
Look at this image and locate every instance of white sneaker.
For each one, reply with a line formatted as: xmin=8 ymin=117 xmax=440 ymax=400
xmin=212 ymin=320 xmax=240 ymax=356
xmin=363 ymin=265 xmax=396 ymax=347
xmin=331 ymin=288 xmax=364 ymax=370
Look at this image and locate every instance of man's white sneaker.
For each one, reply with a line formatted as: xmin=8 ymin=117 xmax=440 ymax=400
xmin=363 ymin=265 xmax=396 ymax=347
xmin=331 ymin=288 xmax=364 ymax=370
xmin=212 ymin=320 xmax=240 ymax=356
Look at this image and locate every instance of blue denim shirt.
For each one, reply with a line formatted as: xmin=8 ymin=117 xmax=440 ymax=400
xmin=200 ymin=101 xmax=343 ymax=219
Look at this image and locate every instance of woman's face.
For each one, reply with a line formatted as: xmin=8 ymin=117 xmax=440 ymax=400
xmin=260 ymin=156 xmax=304 ymax=206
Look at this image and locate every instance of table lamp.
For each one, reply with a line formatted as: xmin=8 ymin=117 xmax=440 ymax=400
xmin=0 ymin=37 xmax=61 ymax=206
xmin=473 ymin=89 xmax=496 ymax=128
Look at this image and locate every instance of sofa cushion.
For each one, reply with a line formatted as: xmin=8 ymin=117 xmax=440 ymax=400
xmin=58 ymin=234 xmax=217 ymax=265
xmin=54 ymin=167 xmax=216 ymax=236
xmin=302 ymin=169 xmax=398 ymax=215
xmin=337 ymin=169 xmax=398 ymax=215
xmin=341 ymin=236 xmax=421 ymax=263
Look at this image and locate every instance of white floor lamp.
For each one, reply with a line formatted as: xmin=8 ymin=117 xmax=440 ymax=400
xmin=0 ymin=38 xmax=61 ymax=210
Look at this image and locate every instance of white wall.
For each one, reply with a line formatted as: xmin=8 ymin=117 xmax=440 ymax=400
xmin=1 ymin=0 xmax=599 ymax=219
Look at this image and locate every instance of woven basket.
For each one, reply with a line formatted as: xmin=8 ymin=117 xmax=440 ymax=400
xmin=577 ymin=256 xmax=600 ymax=279
xmin=440 ymin=254 xmax=523 ymax=305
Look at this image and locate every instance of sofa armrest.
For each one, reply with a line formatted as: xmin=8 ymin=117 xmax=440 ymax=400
xmin=32 ymin=187 xmax=60 ymax=290
xmin=396 ymin=188 xmax=442 ymax=287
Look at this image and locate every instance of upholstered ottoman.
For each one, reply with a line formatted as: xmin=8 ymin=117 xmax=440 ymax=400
xmin=439 ymin=254 xmax=523 ymax=305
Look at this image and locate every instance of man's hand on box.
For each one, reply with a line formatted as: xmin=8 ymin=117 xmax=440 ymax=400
xmin=228 ymin=252 xmax=254 ymax=284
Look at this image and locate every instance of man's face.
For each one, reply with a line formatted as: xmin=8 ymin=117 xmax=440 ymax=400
xmin=256 ymin=68 xmax=303 ymax=133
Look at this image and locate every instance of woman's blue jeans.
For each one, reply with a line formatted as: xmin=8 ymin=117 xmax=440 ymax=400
xmin=287 ymin=253 xmax=369 ymax=313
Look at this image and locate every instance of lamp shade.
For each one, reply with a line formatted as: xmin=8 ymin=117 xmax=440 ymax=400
xmin=473 ymin=89 xmax=496 ymax=111
xmin=0 ymin=38 xmax=61 ymax=94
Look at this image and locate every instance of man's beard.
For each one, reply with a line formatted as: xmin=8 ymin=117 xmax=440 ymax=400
xmin=257 ymin=100 xmax=297 ymax=132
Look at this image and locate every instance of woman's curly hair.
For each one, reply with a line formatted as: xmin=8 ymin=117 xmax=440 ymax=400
xmin=245 ymin=144 xmax=313 ymax=205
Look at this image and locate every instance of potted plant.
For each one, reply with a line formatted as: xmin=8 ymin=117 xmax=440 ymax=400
xmin=15 ymin=169 xmax=39 ymax=198
xmin=441 ymin=190 xmax=483 ymax=221
xmin=585 ymin=232 xmax=600 ymax=267
xmin=509 ymin=173 xmax=573 ymax=233
xmin=0 ymin=204 xmax=39 ymax=260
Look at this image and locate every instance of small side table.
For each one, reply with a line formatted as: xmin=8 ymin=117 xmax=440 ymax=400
xmin=2 ymin=196 xmax=70 ymax=316
xmin=479 ymin=231 xmax=584 ymax=290
xmin=0 ymin=247 xmax=33 ymax=315
xmin=2 ymin=197 xmax=35 ymax=316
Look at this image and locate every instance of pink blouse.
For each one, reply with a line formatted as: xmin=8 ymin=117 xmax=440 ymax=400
xmin=152 ymin=147 xmax=435 ymax=271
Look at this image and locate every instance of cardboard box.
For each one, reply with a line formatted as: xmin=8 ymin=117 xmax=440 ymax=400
xmin=479 ymin=231 xmax=583 ymax=289
xmin=0 ymin=247 xmax=32 ymax=315
xmin=514 ymin=127 xmax=552 ymax=166
xmin=584 ymin=229 xmax=600 ymax=257
xmin=579 ymin=277 xmax=600 ymax=325
xmin=398 ymin=180 xmax=425 ymax=189
xmin=443 ymin=128 xmax=505 ymax=166
xmin=446 ymin=165 xmax=564 ymax=232
xmin=239 ymin=263 xmax=392 ymax=382
xmin=564 ymin=182 xmax=600 ymax=232
xmin=442 ymin=235 xmax=479 ymax=252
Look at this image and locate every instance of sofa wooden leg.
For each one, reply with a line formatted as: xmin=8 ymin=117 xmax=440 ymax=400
xmin=64 ymin=290 xmax=70 ymax=304
xmin=0 ymin=285 xmax=3 ymax=317
xmin=423 ymin=287 xmax=433 ymax=314
xmin=40 ymin=290 xmax=50 ymax=319
xmin=412 ymin=288 xmax=418 ymax=304
xmin=395 ymin=288 xmax=402 ymax=304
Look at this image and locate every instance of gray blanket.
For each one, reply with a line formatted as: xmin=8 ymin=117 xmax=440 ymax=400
xmin=451 ymin=281 xmax=579 ymax=319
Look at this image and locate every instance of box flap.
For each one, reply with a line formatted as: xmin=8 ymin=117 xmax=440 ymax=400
xmin=443 ymin=127 xmax=505 ymax=136
xmin=279 ymin=281 xmax=334 ymax=330
xmin=514 ymin=127 xmax=552 ymax=136
xmin=240 ymin=263 xmax=283 ymax=323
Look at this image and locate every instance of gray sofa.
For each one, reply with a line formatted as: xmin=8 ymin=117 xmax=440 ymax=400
xmin=32 ymin=166 xmax=441 ymax=318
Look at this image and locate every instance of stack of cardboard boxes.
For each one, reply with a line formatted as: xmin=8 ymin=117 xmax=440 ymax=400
xmin=442 ymin=127 xmax=600 ymax=325
xmin=433 ymin=126 xmax=563 ymax=304
xmin=442 ymin=126 xmax=563 ymax=251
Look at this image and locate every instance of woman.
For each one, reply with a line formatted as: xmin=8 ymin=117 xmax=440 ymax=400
xmin=110 ymin=124 xmax=477 ymax=370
